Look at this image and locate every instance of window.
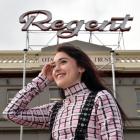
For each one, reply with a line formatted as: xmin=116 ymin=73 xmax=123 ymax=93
xmin=136 ymin=88 xmax=140 ymax=117
xmin=49 ymin=87 xmax=62 ymax=103
xmin=7 ymin=88 xmax=20 ymax=104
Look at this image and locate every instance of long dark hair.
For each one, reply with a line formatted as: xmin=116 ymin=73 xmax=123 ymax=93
xmin=56 ymin=43 xmax=106 ymax=92
xmin=55 ymin=42 xmax=127 ymax=125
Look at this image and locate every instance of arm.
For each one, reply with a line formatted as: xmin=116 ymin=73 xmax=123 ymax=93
xmin=2 ymin=73 xmax=54 ymax=129
xmin=3 ymin=63 xmax=55 ymax=128
xmin=95 ymin=90 xmax=124 ymax=140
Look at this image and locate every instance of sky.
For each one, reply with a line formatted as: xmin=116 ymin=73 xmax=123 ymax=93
xmin=0 ymin=0 xmax=139 ymax=50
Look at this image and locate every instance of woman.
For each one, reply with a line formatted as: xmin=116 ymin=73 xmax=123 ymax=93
xmin=3 ymin=43 xmax=124 ymax=140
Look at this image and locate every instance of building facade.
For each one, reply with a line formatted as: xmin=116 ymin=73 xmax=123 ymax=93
xmin=0 ymin=41 xmax=140 ymax=140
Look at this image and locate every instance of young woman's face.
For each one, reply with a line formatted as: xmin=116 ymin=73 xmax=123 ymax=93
xmin=52 ymin=52 xmax=84 ymax=89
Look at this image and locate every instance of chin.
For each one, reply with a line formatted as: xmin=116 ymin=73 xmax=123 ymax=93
xmin=56 ymin=82 xmax=67 ymax=89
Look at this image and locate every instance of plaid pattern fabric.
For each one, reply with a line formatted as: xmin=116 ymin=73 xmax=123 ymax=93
xmin=3 ymin=74 xmax=124 ymax=140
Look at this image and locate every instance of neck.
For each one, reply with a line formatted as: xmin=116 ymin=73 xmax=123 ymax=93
xmin=64 ymin=82 xmax=90 ymax=97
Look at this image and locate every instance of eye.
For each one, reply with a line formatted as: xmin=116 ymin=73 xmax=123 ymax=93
xmin=60 ymin=60 xmax=67 ymax=64
xmin=51 ymin=63 xmax=56 ymax=68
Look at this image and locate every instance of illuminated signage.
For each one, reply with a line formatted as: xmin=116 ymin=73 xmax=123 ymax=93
xmin=19 ymin=10 xmax=133 ymax=39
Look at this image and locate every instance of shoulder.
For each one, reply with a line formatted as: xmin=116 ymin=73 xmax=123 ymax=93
xmin=94 ymin=90 xmax=116 ymax=106
xmin=96 ymin=90 xmax=113 ymax=98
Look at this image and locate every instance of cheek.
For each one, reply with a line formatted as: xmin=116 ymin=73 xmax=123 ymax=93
xmin=68 ymin=68 xmax=80 ymax=79
xmin=52 ymin=70 xmax=56 ymax=79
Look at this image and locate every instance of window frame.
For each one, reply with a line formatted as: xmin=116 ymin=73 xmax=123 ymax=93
xmin=6 ymin=87 xmax=21 ymax=104
xmin=49 ymin=86 xmax=62 ymax=103
xmin=136 ymin=88 xmax=140 ymax=117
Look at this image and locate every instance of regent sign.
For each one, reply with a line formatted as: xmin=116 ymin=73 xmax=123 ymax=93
xmin=19 ymin=10 xmax=133 ymax=39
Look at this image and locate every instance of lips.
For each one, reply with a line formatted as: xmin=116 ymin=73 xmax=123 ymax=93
xmin=55 ymin=73 xmax=66 ymax=79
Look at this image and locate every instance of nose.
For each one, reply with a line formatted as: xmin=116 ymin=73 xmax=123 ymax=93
xmin=53 ymin=63 xmax=61 ymax=72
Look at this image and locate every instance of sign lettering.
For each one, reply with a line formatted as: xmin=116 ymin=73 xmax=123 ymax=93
xmin=19 ymin=10 xmax=133 ymax=39
xmin=39 ymin=55 xmax=111 ymax=65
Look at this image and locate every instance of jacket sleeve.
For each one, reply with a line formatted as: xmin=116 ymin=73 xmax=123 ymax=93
xmin=2 ymin=73 xmax=55 ymax=129
xmin=95 ymin=90 xmax=124 ymax=140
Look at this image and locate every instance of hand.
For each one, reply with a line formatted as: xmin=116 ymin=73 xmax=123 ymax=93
xmin=40 ymin=62 xmax=54 ymax=82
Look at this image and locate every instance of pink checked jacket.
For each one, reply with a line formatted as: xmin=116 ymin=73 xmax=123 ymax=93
xmin=3 ymin=73 xmax=124 ymax=140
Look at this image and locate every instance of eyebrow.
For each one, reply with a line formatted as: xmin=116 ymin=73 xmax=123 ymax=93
xmin=53 ymin=57 xmax=69 ymax=63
